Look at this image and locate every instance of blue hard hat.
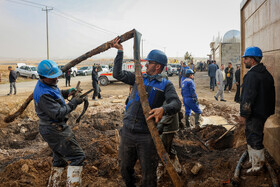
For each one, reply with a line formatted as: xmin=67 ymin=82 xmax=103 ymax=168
xmin=186 ymin=69 xmax=194 ymax=74
xmin=145 ymin=49 xmax=167 ymax=66
xmin=37 ymin=60 xmax=62 ymax=78
xmin=242 ymin=46 xmax=263 ymax=58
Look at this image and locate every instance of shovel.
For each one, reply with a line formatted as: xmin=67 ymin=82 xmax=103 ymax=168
xmin=205 ymin=125 xmax=236 ymax=149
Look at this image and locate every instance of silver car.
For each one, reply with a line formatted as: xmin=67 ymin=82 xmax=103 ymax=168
xmin=77 ymin=66 xmax=93 ymax=76
xmin=15 ymin=65 xmax=39 ymax=79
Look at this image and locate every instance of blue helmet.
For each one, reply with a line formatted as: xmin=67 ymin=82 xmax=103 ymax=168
xmin=145 ymin=49 xmax=167 ymax=66
xmin=242 ymin=46 xmax=263 ymax=58
xmin=186 ymin=69 xmax=194 ymax=74
xmin=37 ymin=60 xmax=62 ymax=78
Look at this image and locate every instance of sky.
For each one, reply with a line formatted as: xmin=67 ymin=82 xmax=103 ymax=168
xmin=0 ymin=0 xmax=241 ymax=60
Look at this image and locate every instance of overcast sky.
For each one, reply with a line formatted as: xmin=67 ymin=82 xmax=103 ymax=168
xmin=0 ymin=0 xmax=241 ymax=60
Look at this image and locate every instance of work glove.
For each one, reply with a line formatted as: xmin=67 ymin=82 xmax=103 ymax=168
xmin=71 ymin=95 xmax=84 ymax=106
xmin=68 ymin=88 xmax=77 ymax=95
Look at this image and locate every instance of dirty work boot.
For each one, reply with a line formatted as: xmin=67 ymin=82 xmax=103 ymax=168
xmin=242 ymin=145 xmax=252 ymax=169
xmin=195 ymin=113 xmax=200 ymax=127
xmin=157 ymin=162 xmax=165 ymax=181
xmin=185 ymin=115 xmax=190 ymax=128
xmin=67 ymin=166 xmax=83 ymax=187
xmin=47 ymin=167 xmax=64 ymax=187
xmin=246 ymin=148 xmax=265 ymax=174
xmin=170 ymin=155 xmax=182 ymax=174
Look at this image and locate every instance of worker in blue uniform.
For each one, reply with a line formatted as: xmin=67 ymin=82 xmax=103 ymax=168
xmin=33 ymin=60 xmax=85 ymax=186
xmin=181 ymin=69 xmax=202 ymax=128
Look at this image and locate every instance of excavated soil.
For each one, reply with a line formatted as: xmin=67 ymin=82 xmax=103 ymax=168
xmin=0 ymin=72 xmax=279 ymax=186
xmin=0 ymin=100 xmax=279 ymax=187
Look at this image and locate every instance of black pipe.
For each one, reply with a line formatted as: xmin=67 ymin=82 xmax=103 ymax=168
xmin=231 ymin=150 xmax=248 ymax=186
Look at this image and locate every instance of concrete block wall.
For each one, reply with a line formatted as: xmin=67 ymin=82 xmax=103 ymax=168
xmin=241 ymin=0 xmax=280 ymax=165
xmin=221 ymin=43 xmax=241 ymax=67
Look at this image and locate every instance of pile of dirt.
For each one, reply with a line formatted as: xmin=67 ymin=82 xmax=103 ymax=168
xmin=199 ymin=99 xmax=239 ymax=125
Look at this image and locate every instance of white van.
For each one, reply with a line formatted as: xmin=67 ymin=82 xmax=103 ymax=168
xmin=98 ymin=60 xmax=147 ymax=86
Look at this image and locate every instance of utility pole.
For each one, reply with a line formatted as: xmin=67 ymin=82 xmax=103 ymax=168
xmin=141 ymin=39 xmax=145 ymax=59
xmin=163 ymin=47 xmax=166 ymax=53
xmin=42 ymin=6 xmax=53 ymax=60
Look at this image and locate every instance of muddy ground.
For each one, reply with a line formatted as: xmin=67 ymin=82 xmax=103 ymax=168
xmin=0 ymin=71 xmax=279 ymax=186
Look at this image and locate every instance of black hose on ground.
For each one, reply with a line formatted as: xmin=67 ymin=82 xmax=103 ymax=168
xmin=231 ymin=150 xmax=248 ymax=186
xmin=265 ymin=161 xmax=279 ymax=187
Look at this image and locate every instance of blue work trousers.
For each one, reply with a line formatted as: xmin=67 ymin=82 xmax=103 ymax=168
xmin=183 ymin=97 xmax=202 ymax=116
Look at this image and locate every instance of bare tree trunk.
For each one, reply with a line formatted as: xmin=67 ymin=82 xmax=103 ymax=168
xmin=4 ymin=29 xmax=136 ymax=123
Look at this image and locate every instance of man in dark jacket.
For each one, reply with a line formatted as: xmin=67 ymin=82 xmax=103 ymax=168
xmin=91 ymin=66 xmax=102 ymax=100
xmin=234 ymin=65 xmax=240 ymax=102
xmin=8 ymin=66 xmax=17 ymax=95
xmin=65 ymin=69 xmax=71 ymax=87
xmin=111 ymin=37 xmax=181 ymax=187
xmin=240 ymin=46 xmax=275 ymax=174
xmin=224 ymin=62 xmax=234 ymax=92
xmin=208 ymin=61 xmax=217 ymax=91
xmin=33 ymin=60 xmax=85 ymax=186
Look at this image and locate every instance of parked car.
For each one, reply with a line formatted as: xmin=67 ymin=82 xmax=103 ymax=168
xmin=169 ymin=64 xmax=181 ymax=75
xmin=15 ymin=64 xmax=39 ymax=79
xmin=77 ymin=66 xmax=93 ymax=76
xmin=166 ymin=65 xmax=173 ymax=76
xmin=57 ymin=65 xmax=78 ymax=77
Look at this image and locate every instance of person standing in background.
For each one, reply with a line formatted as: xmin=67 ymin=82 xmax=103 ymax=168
xmin=208 ymin=61 xmax=217 ymax=91
xmin=178 ymin=61 xmax=183 ymax=88
xmin=214 ymin=64 xmax=227 ymax=102
xmin=234 ymin=65 xmax=241 ymax=103
xmin=7 ymin=66 xmax=17 ymax=95
xmin=92 ymin=66 xmax=102 ymax=100
xmin=65 ymin=69 xmax=71 ymax=87
xmin=224 ymin=62 xmax=234 ymax=92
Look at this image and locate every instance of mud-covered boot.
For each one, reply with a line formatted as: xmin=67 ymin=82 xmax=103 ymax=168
xmin=170 ymin=155 xmax=182 ymax=174
xmin=157 ymin=162 xmax=165 ymax=181
xmin=185 ymin=115 xmax=190 ymax=129
xmin=67 ymin=166 xmax=83 ymax=187
xmin=195 ymin=113 xmax=201 ymax=127
xmin=246 ymin=148 xmax=265 ymax=174
xmin=242 ymin=145 xmax=252 ymax=169
xmin=48 ymin=167 xmax=64 ymax=187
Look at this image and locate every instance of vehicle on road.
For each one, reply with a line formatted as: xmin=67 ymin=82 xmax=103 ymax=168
xmin=15 ymin=64 xmax=39 ymax=79
xmin=98 ymin=60 xmax=147 ymax=86
xmin=169 ymin=64 xmax=180 ymax=75
xmin=166 ymin=65 xmax=173 ymax=76
xmin=58 ymin=65 xmax=78 ymax=77
xmin=77 ymin=66 xmax=93 ymax=76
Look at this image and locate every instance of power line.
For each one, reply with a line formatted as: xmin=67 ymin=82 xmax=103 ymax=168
xmin=5 ymin=0 xmax=43 ymax=9
xmin=53 ymin=9 xmax=118 ymax=35
xmin=6 ymin=0 xmax=118 ymax=35
xmin=18 ymin=0 xmax=51 ymax=8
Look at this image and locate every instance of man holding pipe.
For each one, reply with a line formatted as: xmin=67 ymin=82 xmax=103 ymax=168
xmin=111 ymin=37 xmax=181 ymax=186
